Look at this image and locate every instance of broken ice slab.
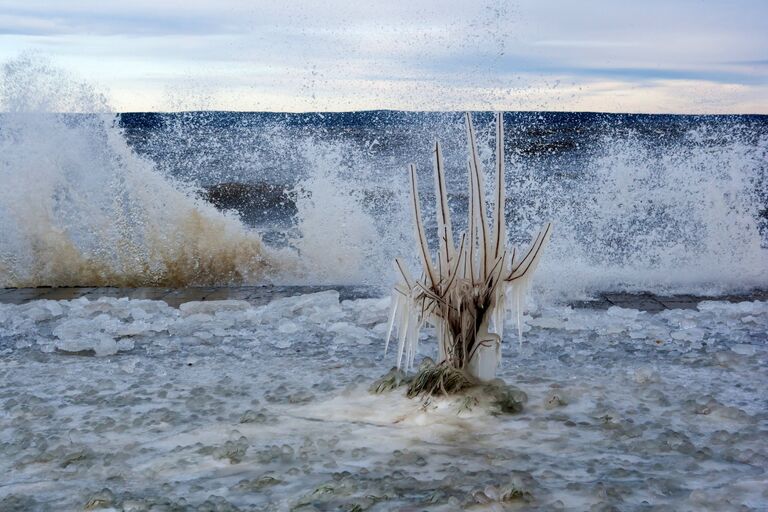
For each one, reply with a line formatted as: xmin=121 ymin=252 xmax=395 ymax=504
xmin=0 ymin=286 xmax=764 ymax=313
xmin=603 ymin=293 xmax=665 ymax=310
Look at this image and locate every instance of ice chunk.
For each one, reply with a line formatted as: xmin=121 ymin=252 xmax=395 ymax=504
xmin=51 ymin=314 xmax=139 ymax=356
xmin=529 ymin=316 xmax=567 ymax=329
xmin=115 ymin=320 xmax=151 ymax=337
xmin=179 ymin=300 xmax=251 ymax=316
xmin=262 ymin=291 xmax=345 ymax=325
xmin=53 ymin=318 xmax=97 ymax=340
xmin=278 ymin=321 xmax=299 ymax=334
xmin=273 ymin=339 xmax=293 ymax=349
xmin=671 ymin=328 xmax=705 ymax=342
xmin=631 ymin=368 xmax=660 ymax=384
xmin=20 ymin=300 xmax=64 ymax=322
xmin=328 ymin=322 xmax=374 ymax=344
xmin=606 ymin=306 xmax=641 ymax=319
xmin=54 ymin=332 xmax=118 ymax=356
xmin=342 ymin=297 xmax=390 ymax=326
xmin=129 ymin=306 xmax=151 ymax=320
xmin=731 ymin=344 xmax=756 ymax=356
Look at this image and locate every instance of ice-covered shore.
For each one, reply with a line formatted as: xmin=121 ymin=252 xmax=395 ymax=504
xmin=1 ymin=291 xmax=766 ymax=511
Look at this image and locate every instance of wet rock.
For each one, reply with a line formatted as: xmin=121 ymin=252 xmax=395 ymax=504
xmin=656 ymin=430 xmax=696 ymax=454
xmin=196 ymin=494 xmax=243 ymax=512
xmin=239 ymin=409 xmax=269 ymax=423
xmin=545 ymin=390 xmax=569 ymax=409
xmin=288 ymin=390 xmax=315 ymax=404
xmin=255 ymin=444 xmax=296 ymax=464
xmin=368 ymin=367 xmax=408 ymax=394
xmin=84 ymin=488 xmax=115 ymax=510
xmin=294 ymin=479 xmax=363 ymax=511
xmin=387 ymin=449 xmax=427 ymax=468
xmin=214 ymin=436 xmax=249 ymax=464
xmin=231 ymin=474 xmax=282 ymax=491
xmin=471 ymin=482 xmax=533 ymax=504
xmin=39 ymin=445 xmax=97 ymax=468
xmin=0 ymin=494 xmax=38 ymax=511
xmin=418 ymin=357 xmax=436 ymax=371
xmin=483 ymin=379 xmax=528 ymax=414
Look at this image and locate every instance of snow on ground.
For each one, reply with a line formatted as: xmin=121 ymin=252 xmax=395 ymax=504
xmin=0 ymin=292 xmax=766 ymax=511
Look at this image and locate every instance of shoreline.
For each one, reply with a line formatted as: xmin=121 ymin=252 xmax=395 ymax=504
xmin=1 ymin=286 xmax=767 ymax=311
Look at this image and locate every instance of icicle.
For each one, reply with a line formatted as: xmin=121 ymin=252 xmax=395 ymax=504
xmin=395 ymin=293 xmax=411 ymax=369
xmin=384 ymin=290 xmax=400 ymax=355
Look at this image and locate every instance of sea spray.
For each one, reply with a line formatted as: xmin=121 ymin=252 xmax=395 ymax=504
xmin=291 ymin=139 xmax=381 ymax=284
xmin=0 ymin=56 xmax=394 ymax=288
xmin=0 ymin=55 xmax=286 ymax=287
xmin=524 ymin=125 xmax=768 ymax=298
xmin=1 ymin=56 xmax=765 ymax=295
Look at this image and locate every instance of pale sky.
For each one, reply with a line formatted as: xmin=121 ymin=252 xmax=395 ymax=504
xmin=0 ymin=0 xmax=766 ymax=113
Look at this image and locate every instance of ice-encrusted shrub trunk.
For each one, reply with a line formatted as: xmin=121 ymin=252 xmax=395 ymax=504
xmin=385 ymin=113 xmax=552 ymax=394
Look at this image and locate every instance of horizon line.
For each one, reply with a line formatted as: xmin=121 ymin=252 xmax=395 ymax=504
xmin=3 ymin=109 xmax=766 ymax=117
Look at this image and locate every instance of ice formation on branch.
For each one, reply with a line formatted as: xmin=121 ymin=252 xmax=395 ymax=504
xmin=385 ymin=113 xmax=552 ymax=381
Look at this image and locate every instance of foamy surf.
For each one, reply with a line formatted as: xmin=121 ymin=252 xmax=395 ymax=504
xmin=0 ymin=56 xmax=391 ymax=289
xmin=1 ymin=55 xmax=767 ymax=298
xmin=1 ymin=292 xmax=766 ymax=509
xmin=0 ymin=114 xmax=282 ymax=287
xmin=115 ymin=108 xmax=768 ymax=299
xmin=0 ymin=56 xmax=288 ymax=287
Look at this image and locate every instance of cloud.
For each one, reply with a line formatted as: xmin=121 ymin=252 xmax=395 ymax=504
xmin=0 ymin=0 xmax=765 ymax=112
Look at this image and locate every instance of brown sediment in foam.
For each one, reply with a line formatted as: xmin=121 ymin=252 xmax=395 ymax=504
xmin=146 ymin=209 xmax=283 ymax=287
xmin=0 ymin=59 xmax=301 ymax=289
xmin=4 ymin=208 xmax=289 ymax=288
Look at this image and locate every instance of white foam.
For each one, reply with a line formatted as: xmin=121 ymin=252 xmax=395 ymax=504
xmin=0 ymin=55 xmax=286 ymax=288
xmin=1 ymin=294 xmax=766 ymax=509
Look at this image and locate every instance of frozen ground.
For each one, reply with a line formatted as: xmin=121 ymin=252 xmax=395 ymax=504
xmin=0 ymin=291 xmax=766 ymax=511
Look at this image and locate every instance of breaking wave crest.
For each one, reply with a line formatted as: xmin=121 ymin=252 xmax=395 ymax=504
xmin=1 ymin=55 xmax=766 ymax=297
xmin=522 ymin=127 xmax=768 ymax=298
xmin=0 ymin=56 xmax=285 ymax=287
